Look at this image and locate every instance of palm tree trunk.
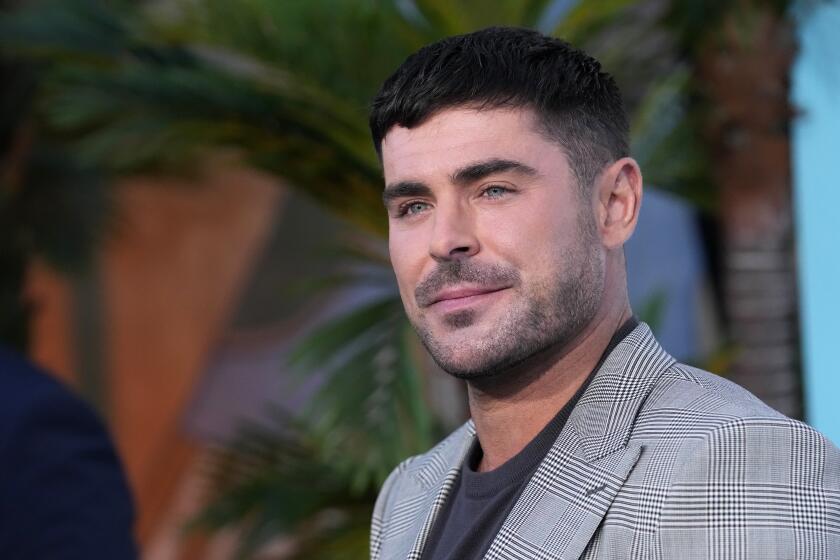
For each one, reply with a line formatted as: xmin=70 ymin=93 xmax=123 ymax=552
xmin=697 ymin=4 xmax=801 ymax=417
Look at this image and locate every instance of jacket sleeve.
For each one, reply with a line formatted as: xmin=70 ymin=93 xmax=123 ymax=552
xmin=658 ymin=417 xmax=840 ymax=559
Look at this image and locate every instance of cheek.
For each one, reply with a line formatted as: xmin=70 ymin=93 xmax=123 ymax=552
xmin=480 ymin=204 xmax=566 ymax=261
xmin=478 ymin=203 xmax=580 ymax=286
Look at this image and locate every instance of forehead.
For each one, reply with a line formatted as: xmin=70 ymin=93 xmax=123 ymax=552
xmin=380 ymin=107 xmax=567 ymax=183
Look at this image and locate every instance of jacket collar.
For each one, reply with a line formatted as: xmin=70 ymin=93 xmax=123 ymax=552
xmin=566 ymin=322 xmax=675 ymax=462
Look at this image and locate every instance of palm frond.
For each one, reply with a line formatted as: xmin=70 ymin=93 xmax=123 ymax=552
xmin=0 ymin=0 xmax=132 ymax=59
xmin=629 ymin=67 xmax=711 ymax=209
xmin=550 ymin=0 xmax=637 ymax=43
xmin=3 ymin=0 xmax=391 ymax=233
xmin=192 ymin=410 xmax=371 ymax=559
xmin=411 ymin=0 xmax=557 ymax=34
xmin=290 ymin=295 xmax=436 ymax=492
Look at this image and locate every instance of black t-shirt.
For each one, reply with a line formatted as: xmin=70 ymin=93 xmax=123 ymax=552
xmin=421 ymin=318 xmax=638 ymax=560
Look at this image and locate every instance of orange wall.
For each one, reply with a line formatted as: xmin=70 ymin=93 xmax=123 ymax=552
xmin=28 ymin=162 xmax=285 ymax=557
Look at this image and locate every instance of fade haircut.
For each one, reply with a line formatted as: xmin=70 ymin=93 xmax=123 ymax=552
xmin=369 ymin=26 xmax=629 ymax=191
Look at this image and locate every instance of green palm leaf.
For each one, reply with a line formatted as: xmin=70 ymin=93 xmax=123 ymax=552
xmin=290 ymin=294 xmax=435 ymax=491
xmin=191 ymin=410 xmax=372 ymax=559
xmin=411 ymin=0 xmax=555 ymax=34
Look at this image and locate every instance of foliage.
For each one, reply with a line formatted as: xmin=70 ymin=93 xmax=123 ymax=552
xmin=0 ymin=0 xmax=708 ymax=228
xmin=192 ymin=410 xmax=373 ymax=559
xmin=0 ymin=50 xmax=111 ymax=351
xmin=291 ymin=295 xmax=434 ymax=493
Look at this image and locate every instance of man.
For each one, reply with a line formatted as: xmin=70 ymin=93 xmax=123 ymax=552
xmin=368 ymin=27 xmax=840 ymax=559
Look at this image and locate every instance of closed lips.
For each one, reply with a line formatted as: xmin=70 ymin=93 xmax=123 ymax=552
xmin=428 ymin=286 xmax=509 ymax=306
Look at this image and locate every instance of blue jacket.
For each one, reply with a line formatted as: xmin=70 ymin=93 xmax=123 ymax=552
xmin=0 ymin=345 xmax=137 ymax=559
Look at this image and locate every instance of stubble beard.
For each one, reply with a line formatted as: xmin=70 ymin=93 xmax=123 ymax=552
xmin=409 ymin=217 xmax=605 ymax=381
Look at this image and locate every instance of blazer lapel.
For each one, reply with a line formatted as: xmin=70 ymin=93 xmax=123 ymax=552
xmin=401 ymin=423 xmax=476 ymax=560
xmin=485 ymin=323 xmax=675 ymax=560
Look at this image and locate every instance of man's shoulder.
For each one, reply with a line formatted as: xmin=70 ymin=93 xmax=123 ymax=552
xmin=646 ymin=362 xmax=782 ymax=418
xmin=0 ymin=346 xmax=95 ymax=440
xmin=0 ymin=346 xmax=138 ymax=559
xmin=635 ymin=360 xmax=840 ymax=460
xmin=371 ymin=421 xmax=475 ymax=557
xmin=0 ymin=344 xmax=57 ymax=396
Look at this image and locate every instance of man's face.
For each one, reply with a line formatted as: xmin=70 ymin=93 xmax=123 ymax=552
xmin=381 ymin=107 xmax=605 ymax=379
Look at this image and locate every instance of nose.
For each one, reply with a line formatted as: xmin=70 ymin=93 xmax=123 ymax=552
xmin=429 ymin=201 xmax=479 ymax=262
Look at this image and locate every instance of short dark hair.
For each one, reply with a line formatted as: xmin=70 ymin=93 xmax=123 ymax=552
xmin=369 ymin=26 xmax=629 ymax=190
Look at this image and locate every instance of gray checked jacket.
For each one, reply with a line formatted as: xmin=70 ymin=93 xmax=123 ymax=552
xmin=370 ymin=323 xmax=840 ymax=559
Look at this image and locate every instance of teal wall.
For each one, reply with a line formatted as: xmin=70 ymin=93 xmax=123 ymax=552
xmin=792 ymin=1 xmax=840 ymax=444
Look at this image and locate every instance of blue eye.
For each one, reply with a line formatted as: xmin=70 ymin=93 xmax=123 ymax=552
xmin=483 ymin=185 xmax=510 ymax=199
xmin=400 ymin=201 xmax=430 ymax=216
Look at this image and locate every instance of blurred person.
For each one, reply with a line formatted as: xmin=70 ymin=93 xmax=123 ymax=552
xmin=0 ymin=150 xmax=137 ymax=559
xmin=368 ymin=27 xmax=840 ymax=559
xmin=0 ymin=345 xmax=138 ymax=559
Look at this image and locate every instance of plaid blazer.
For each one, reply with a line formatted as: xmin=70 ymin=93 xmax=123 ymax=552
xmin=370 ymin=323 xmax=840 ymax=559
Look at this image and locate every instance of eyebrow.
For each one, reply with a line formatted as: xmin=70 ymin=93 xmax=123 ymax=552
xmin=450 ymin=158 xmax=538 ymax=185
xmin=382 ymin=158 xmax=537 ymax=206
xmin=382 ymin=181 xmax=432 ymax=205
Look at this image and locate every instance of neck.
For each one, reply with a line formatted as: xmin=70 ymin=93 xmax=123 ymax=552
xmin=466 ymin=301 xmax=632 ymax=472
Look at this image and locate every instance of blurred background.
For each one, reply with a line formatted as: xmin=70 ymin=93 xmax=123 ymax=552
xmin=1 ymin=0 xmax=838 ymax=558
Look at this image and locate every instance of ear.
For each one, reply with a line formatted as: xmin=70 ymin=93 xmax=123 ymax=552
xmin=594 ymin=157 xmax=642 ymax=249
